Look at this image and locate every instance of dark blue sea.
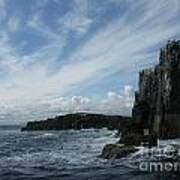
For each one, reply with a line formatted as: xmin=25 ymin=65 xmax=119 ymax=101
xmin=0 ymin=126 xmax=179 ymax=180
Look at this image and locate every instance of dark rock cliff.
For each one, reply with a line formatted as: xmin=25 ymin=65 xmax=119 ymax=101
xmin=101 ymin=41 xmax=180 ymax=159
xmin=132 ymin=40 xmax=180 ymax=139
xmin=21 ymin=113 xmax=131 ymax=131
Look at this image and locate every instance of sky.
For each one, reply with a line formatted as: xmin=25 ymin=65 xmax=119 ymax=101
xmin=0 ymin=0 xmax=180 ymax=125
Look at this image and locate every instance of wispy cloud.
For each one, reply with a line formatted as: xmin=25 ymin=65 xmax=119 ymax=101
xmin=0 ymin=0 xmax=6 ymax=22
xmin=7 ymin=16 xmax=20 ymax=31
xmin=0 ymin=0 xmax=179 ymax=123
xmin=57 ymin=0 xmax=92 ymax=36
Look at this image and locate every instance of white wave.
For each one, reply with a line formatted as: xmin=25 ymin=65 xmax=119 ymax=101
xmin=42 ymin=133 xmax=55 ymax=137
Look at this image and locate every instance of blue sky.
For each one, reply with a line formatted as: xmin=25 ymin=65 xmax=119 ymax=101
xmin=0 ymin=0 xmax=180 ymax=124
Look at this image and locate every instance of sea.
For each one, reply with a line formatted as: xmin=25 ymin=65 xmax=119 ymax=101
xmin=0 ymin=126 xmax=180 ymax=180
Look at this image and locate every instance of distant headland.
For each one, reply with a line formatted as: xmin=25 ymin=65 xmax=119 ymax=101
xmin=21 ymin=112 xmax=131 ymax=131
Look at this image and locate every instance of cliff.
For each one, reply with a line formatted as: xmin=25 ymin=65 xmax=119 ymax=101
xmin=132 ymin=40 xmax=180 ymax=139
xmin=21 ymin=113 xmax=131 ymax=131
xmin=101 ymin=41 xmax=180 ymax=159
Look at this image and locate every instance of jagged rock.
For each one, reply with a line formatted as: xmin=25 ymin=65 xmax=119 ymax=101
xmin=119 ymin=133 xmax=157 ymax=147
xmin=100 ymin=144 xmax=137 ymax=159
xmin=21 ymin=113 xmax=131 ymax=131
xmin=132 ymin=40 xmax=180 ymax=139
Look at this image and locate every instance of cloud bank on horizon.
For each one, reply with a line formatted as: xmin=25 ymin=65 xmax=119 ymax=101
xmin=0 ymin=0 xmax=180 ymax=124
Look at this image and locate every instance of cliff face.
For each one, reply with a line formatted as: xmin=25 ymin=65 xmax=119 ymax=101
xmin=132 ymin=40 xmax=180 ymax=139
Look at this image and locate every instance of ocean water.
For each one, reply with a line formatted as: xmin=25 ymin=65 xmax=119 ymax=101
xmin=0 ymin=127 xmax=179 ymax=180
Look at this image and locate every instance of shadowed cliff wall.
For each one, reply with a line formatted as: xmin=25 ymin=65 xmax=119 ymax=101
xmin=132 ymin=40 xmax=180 ymax=139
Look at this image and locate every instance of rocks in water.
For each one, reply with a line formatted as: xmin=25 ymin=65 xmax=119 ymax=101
xmin=100 ymin=144 xmax=137 ymax=159
xmin=21 ymin=112 xmax=132 ymax=131
xmin=132 ymin=40 xmax=180 ymax=139
xmin=100 ymin=131 xmax=157 ymax=160
xmin=100 ymin=129 xmax=157 ymax=159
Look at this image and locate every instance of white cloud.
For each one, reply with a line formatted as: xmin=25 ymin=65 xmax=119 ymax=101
xmin=57 ymin=0 xmax=92 ymax=35
xmin=0 ymin=0 xmax=6 ymax=22
xmin=27 ymin=13 xmax=41 ymax=29
xmin=108 ymin=92 xmax=117 ymax=99
xmin=44 ymin=85 xmax=134 ymax=116
xmin=62 ymin=14 xmax=92 ymax=35
xmin=0 ymin=85 xmax=134 ymax=124
xmin=124 ymin=85 xmax=134 ymax=98
xmin=7 ymin=17 xmax=20 ymax=31
xmin=0 ymin=31 xmax=22 ymax=74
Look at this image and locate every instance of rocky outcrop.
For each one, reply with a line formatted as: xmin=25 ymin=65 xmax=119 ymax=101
xmin=21 ymin=113 xmax=131 ymax=131
xmin=132 ymin=40 xmax=180 ymax=139
xmin=100 ymin=144 xmax=137 ymax=159
xmin=101 ymin=41 xmax=180 ymax=159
